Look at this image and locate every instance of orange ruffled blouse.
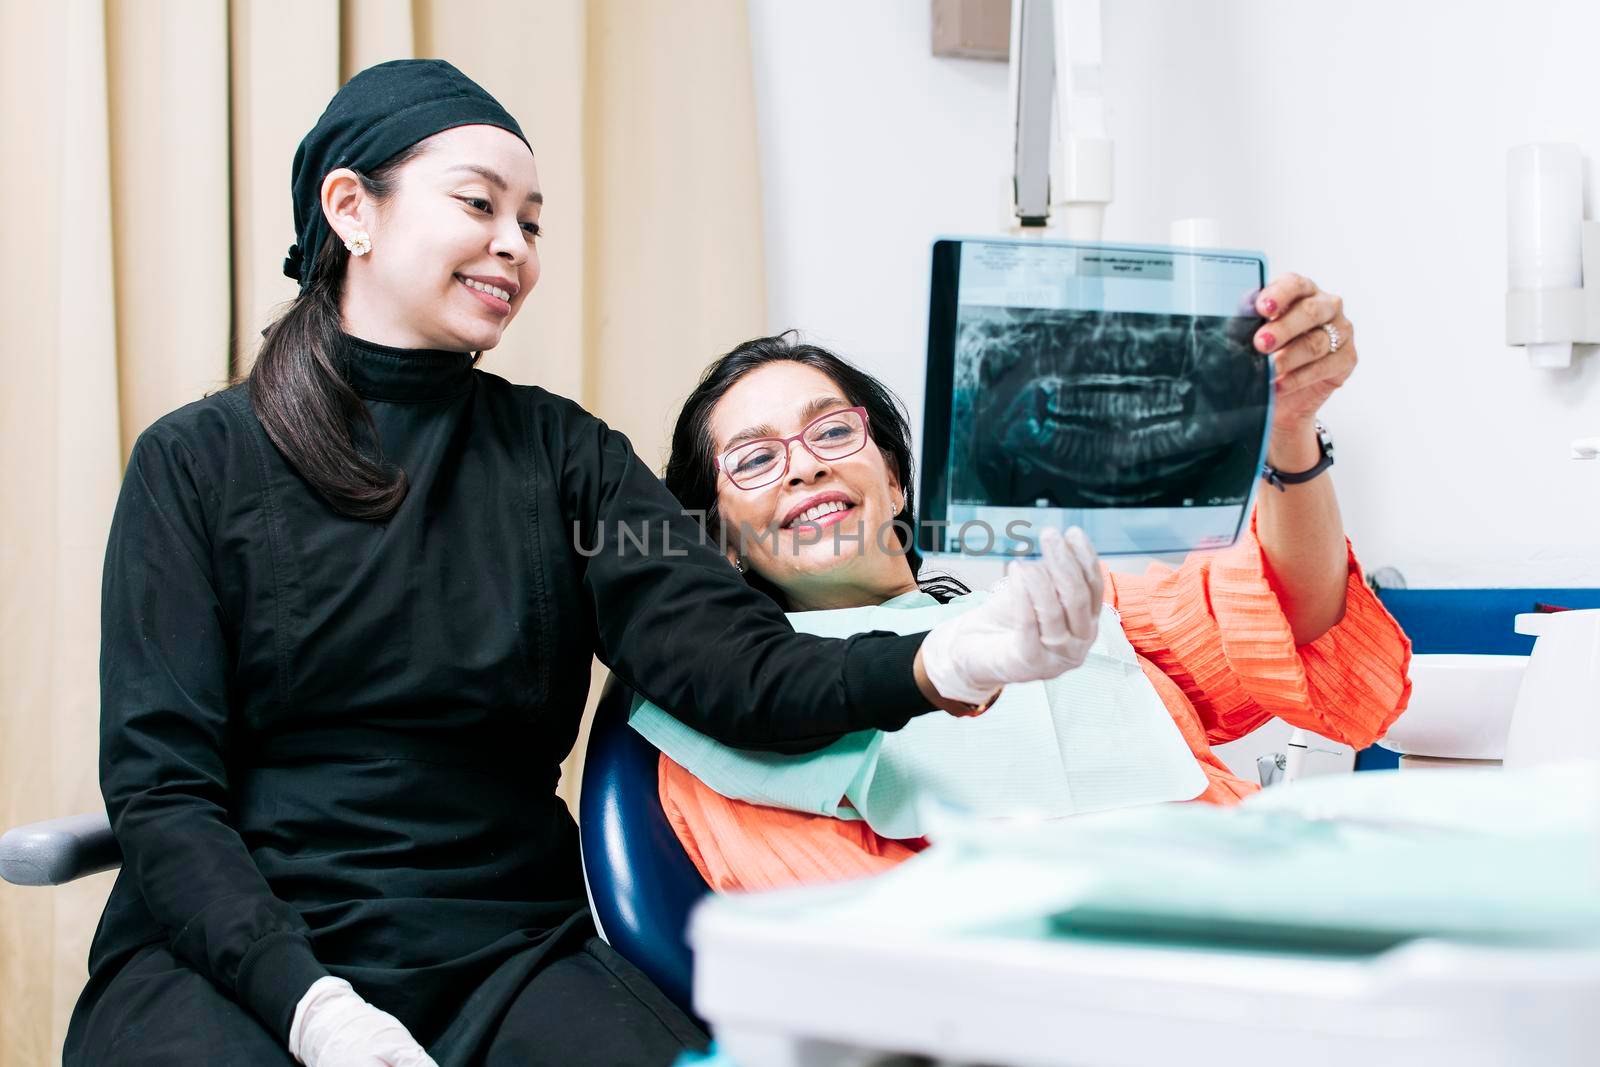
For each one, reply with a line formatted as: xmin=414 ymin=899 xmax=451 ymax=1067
xmin=657 ymin=518 xmax=1413 ymax=894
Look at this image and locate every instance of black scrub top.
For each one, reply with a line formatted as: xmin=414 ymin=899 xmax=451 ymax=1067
xmin=81 ymin=335 xmax=931 ymax=1054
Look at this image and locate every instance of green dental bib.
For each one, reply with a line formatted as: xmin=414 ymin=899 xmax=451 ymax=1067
xmin=629 ymin=591 xmax=1206 ymax=840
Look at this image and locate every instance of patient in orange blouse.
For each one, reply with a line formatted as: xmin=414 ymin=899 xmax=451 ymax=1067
xmin=659 ymin=319 xmax=1411 ymax=894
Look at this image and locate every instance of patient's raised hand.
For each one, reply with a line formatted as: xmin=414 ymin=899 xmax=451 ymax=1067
xmin=916 ymin=527 xmax=1104 ymax=711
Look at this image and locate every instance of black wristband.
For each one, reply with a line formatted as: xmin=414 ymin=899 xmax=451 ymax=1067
xmin=1261 ymin=421 xmax=1334 ymax=492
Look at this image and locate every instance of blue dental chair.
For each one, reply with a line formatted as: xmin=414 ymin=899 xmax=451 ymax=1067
xmin=577 ymin=675 xmax=709 ymax=1016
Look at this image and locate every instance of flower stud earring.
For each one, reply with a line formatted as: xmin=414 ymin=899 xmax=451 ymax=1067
xmin=344 ymin=231 xmax=373 ymax=257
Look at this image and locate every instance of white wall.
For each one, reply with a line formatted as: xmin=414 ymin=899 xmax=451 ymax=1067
xmin=748 ymin=0 xmax=1600 ymax=590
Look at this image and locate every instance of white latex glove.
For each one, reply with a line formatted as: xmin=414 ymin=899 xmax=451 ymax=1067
xmin=289 ymin=976 xmax=438 ymax=1067
xmin=920 ymin=526 xmax=1105 ymax=708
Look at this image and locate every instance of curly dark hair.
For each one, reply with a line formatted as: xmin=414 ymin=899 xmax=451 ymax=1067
xmin=664 ymin=332 xmax=969 ymax=608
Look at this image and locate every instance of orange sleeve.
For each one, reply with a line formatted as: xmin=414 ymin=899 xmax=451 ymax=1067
xmin=1106 ymin=511 xmax=1412 ymax=749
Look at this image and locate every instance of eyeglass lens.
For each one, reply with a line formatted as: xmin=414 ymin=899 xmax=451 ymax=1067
xmin=725 ymin=409 xmax=866 ymax=488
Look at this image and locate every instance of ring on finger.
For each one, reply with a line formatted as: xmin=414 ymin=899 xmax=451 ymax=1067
xmin=1321 ymin=322 xmax=1343 ymax=353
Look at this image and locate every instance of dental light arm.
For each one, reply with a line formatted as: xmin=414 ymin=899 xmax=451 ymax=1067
xmin=1009 ymin=0 xmax=1054 ymax=226
xmin=1008 ymin=0 xmax=1111 ymax=237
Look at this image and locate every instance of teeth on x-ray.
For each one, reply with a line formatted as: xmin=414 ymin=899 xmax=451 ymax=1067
xmin=952 ymin=307 xmax=1269 ymax=508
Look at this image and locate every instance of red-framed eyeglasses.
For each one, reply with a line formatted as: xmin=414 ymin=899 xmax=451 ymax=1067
xmin=715 ymin=406 xmax=871 ymax=490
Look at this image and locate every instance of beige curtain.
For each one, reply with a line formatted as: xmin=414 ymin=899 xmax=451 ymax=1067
xmin=0 ymin=0 xmax=765 ymax=1060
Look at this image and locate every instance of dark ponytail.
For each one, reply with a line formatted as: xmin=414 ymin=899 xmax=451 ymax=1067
xmin=243 ymin=145 xmax=424 ymax=521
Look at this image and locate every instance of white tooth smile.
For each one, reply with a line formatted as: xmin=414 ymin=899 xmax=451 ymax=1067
xmin=790 ymin=500 xmax=851 ymax=526
xmin=459 ymin=276 xmax=511 ymax=302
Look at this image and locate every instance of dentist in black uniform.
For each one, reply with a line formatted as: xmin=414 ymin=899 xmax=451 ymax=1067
xmin=63 ymin=60 xmax=1104 ymax=1067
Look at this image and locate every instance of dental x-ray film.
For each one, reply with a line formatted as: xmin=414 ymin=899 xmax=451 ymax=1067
xmin=919 ymin=238 xmax=1272 ymax=557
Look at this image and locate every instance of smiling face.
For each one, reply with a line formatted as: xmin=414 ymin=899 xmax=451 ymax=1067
xmin=708 ymin=361 xmax=918 ymax=611
xmin=331 ymin=124 xmax=542 ymax=352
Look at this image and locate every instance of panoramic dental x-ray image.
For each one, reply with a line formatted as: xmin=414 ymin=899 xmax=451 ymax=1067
xmin=923 ymin=239 xmax=1273 ymax=556
xmin=954 ymin=305 xmax=1269 ymax=509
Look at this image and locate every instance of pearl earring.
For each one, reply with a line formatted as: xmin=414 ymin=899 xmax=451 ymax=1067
xmin=344 ymin=231 xmax=372 ymax=257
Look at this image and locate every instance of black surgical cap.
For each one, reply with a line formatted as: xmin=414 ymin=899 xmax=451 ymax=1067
xmin=283 ymin=59 xmax=531 ymax=290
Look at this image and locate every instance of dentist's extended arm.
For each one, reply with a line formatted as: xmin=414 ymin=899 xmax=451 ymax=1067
xmin=558 ymin=396 xmax=1105 ymax=749
xmin=1250 ymin=273 xmax=1361 ymax=645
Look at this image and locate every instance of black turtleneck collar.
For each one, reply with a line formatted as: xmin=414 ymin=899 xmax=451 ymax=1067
xmin=340 ymin=332 xmax=476 ymax=403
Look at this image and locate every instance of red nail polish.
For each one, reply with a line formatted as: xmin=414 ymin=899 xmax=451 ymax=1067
xmin=1261 ymin=297 xmax=1277 ymax=316
xmin=1258 ymin=332 xmax=1276 ymax=350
